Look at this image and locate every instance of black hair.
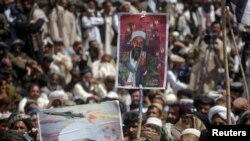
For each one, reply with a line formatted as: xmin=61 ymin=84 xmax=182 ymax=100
xmin=87 ymin=0 xmax=98 ymax=7
xmin=80 ymin=66 xmax=92 ymax=77
xmin=169 ymin=103 xmax=191 ymax=116
xmin=211 ymin=21 xmax=222 ymax=28
xmin=24 ymin=100 xmax=38 ymax=114
xmin=128 ymin=89 xmax=139 ymax=96
xmin=230 ymin=83 xmax=244 ymax=94
xmin=72 ymin=41 xmax=82 ymax=48
xmin=177 ymin=89 xmax=193 ymax=99
xmin=193 ymin=95 xmax=215 ymax=108
xmin=1 ymin=130 xmax=34 ymax=141
xmin=27 ymin=83 xmax=40 ymax=93
xmin=192 ymin=111 xmax=210 ymax=129
xmin=7 ymin=113 xmax=33 ymax=131
xmin=20 ymin=0 xmax=35 ymax=4
xmin=102 ymin=0 xmax=112 ymax=7
xmin=239 ymin=110 xmax=250 ymax=125
xmin=123 ymin=111 xmax=145 ymax=126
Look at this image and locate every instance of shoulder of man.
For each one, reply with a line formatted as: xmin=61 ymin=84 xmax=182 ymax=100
xmin=161 ymin=123 xmax=179 ymax=141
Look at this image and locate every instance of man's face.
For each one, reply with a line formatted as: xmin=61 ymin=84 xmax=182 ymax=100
xmin=0 ymin=122 xmax=7 ymax=133
xmin=180 ymin=135 xmax=198 ymax=141
xmin=54 ymin=44 xmax=63 ymax=53
xmin=13 ymin=121 xmax=29 ymax=132
xmin=212 ymin=115 xmax=227 ymax=125
xmin=147 ymin=106 xmax=161 ymax=118
xmin=131 ymin=36 xmax=144 ymax=60
xmin=73 ymin=44 xmax=83 ymax=54
xmin=50 ymin=74 xmax=59 ymax=86
xmin=22 ymin=1 xmax=33 ymax=13
xmin=167 ymin=107 xmax=180 ymax=124
xmin=48 ymin=0 xmax=57 ymax=7
xmin=197 ymin=104 xmax=212 ymax=116
xmin=121 ymin=3 xmax=130 ymax=12
xmin=211 ymin=23 xmax=221 ymax=34
xmin=104 ymin=2 xmax=113 ymax=14
xmin=29 ymin=85 xmax=41 ymax=100
xmin=59 ymin=0 xmax=68 ymax=8
xmin=13 ymin=45 xmax=22 ymax=53
xmin=126 ymin=123 xmax=138 ymax=139
xmin=132 ymin=36 xmax=144 ymax=51
xmin=88 ymin=1 xmax=96 ymax=9
xmin=83 ymin=72 xmax=93 ymax=83
xmin=131 ymin=91 xmax=140 ymax=106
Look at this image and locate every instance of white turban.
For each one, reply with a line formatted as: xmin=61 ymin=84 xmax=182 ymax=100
xmin=131 ymin=31 xmax=146 ymax=40
xmin=181 ymin=128 xmax=201 ymax=138
xmin=208 ymin=105 xmax=236 ymax=124
xmin=165 ymin=93 xmax=178 ymax=105
xmin=107 ymin=91 xmax=119 ymax=99
xmin=146 ymin=117 xmax=162 ymax=127
xmin=49 ymin=90 xmax=69 ymax=101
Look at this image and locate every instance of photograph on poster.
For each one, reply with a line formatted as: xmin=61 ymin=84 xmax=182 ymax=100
xmin=116 ymin=14 xmax=168 ymax=89
xmin=38 ymin=101 xmax=123 ymax=141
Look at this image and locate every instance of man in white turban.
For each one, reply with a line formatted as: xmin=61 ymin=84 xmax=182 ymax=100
xmin=208 ymin=105 xmax=236 ymax=125
xmin=180 ymin=128 xmax=201 ymax=141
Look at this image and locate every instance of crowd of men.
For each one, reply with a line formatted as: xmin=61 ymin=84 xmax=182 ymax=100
xmin=0 ymin=0 xmax=250 ymax=141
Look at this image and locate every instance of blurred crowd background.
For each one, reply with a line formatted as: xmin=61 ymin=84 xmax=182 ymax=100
xmin=0 ymin=0 xmax=250 ymax=141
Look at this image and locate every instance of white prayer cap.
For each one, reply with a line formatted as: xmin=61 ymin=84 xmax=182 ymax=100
xmin=146 ymin=117 xmax=162 ymax=127
xmin=172 ymin=31 xmax=179 ymax=37
xmin=167 ymin=0 xmax=177 ymax=3
xmin=121 ymin=1 xmax=131 ymax=6
xmin=107 ymin=91 xmax=119 ymax=99
xmin=151 ymin=103 xmax=163 ymax=111
xmin=53 ymin=38 xmax=64 ymax=45
xmin=207 ymin=91 xmax=223 ymax=101
xmin=49 ymin=90 xmax=69 ymax=101
xmin=179 ymin=98 xmax=193 ymax=106
xmin=208 ymin=105 xmax=236 ymax=124
xmin=181 ymin=128 xmax=201 ymax=138
xmin=165 ymin=93 xmax=178 ymax=105
xmin=0 ymin=112 xmax=11 ymax=120
xmin=131 ymin=31 xmax=146 ymax=40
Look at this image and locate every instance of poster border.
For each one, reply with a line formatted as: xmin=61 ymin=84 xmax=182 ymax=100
xmin=115 ymin=13 xmax=169 ymax=90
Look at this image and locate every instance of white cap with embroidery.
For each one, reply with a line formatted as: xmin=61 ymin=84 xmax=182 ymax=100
xmin=181 ymin=128 xmax=201 ymax=137
xmin=146 ymin=117 xmax=162 ymax=127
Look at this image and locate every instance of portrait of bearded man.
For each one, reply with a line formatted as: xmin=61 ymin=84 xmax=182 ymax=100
xmin=118 ymin=28 xmax=161 ymax=88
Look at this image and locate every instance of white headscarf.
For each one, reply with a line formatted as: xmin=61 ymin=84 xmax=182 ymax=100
xmin=208 ymin=105 xmax=236 ymax=124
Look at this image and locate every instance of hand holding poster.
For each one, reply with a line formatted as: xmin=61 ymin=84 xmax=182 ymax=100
xmin=38 ymin=101 xmax=123 ymax=141
xmin=116 ymin=14 xmax=168 ymax=89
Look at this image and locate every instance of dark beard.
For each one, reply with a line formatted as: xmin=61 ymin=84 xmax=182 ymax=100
xmin=132 ymin=49 xmax=141 ymax=60
xmin=23 ymin=8 xmax=31 ymax=15
xmin=14 ymin=51 xmax=21 ymax=56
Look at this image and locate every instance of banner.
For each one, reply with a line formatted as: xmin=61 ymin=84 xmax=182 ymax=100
xmin=116 ymin=13 xmax=168 ymax=89
xmin=228 ymin=0 xmax=250 ymax=26
xmin=38 ymin=101 xmax=123 ymax=141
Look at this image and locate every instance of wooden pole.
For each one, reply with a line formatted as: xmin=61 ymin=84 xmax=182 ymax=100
xmin=227 ymin=19 xmax=250 ymax=104
xmin=222 ymin=0 xmax=232 ymax=125
xmin=136 ymin=85 xmax=143 ymax=140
